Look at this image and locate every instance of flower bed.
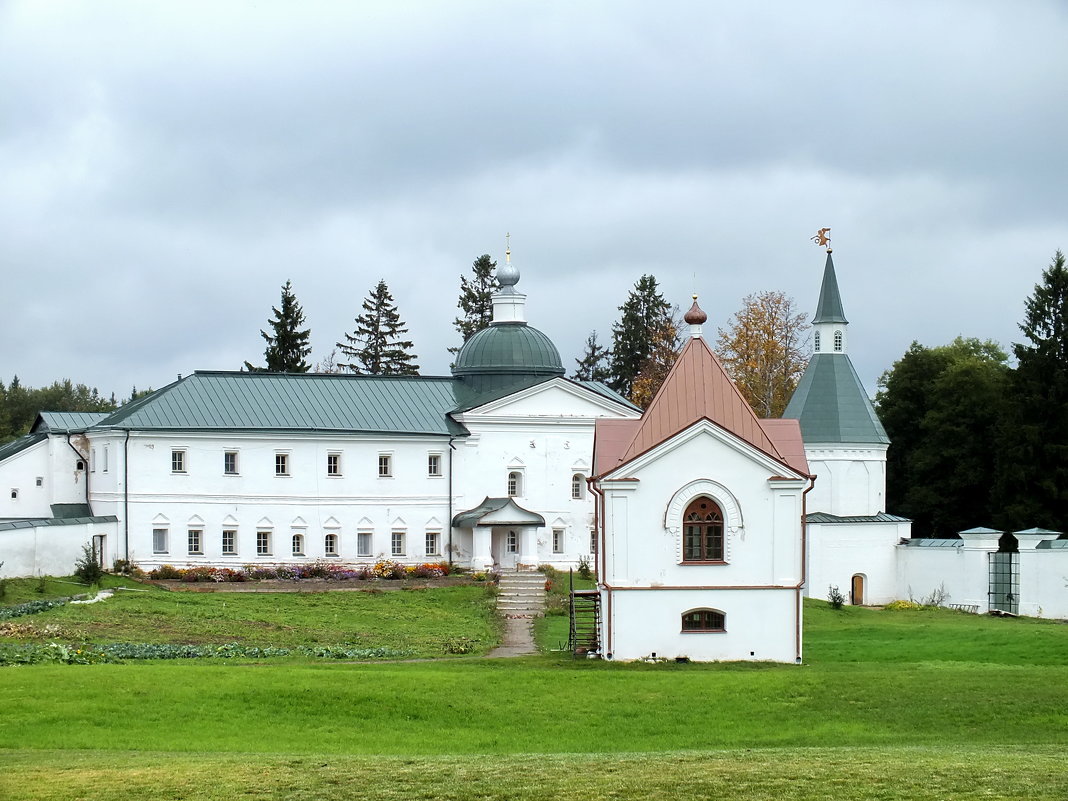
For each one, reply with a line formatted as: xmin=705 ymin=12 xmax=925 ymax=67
xmin=148 ymin=560 xmax=454 ymax=583
xmin=0 ymin=641 xmax=412 ymax=666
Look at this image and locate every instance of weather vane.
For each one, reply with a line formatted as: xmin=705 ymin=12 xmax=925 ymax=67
xmin=811 ymin=227 xmax=831 ymax=252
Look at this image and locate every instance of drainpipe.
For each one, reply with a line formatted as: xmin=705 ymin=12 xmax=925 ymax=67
xmin=796 ymin=474 xmax=816 ymax=664
xmin=123 ymin=430 xmax=131 ymax=562
xmin=66 ymin=434 xmax=90 ymax=512
xmin=587 ymin=475 xmax=610 ymax=657
xmin=447 ymin=436 xmax=456 ymax=567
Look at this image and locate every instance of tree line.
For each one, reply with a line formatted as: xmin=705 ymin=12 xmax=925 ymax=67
xmin=0 ymin=378 xmax=118 ymax=444
xmin=876 ymin=251 xmax=1068 ymax=536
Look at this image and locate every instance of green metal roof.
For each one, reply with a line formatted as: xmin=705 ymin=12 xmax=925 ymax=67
xmin=1037 ymin=539 xmax=1068 ymax=549
xmin=0 ymin=433 xmax=46 ymax=463
xmin=783 ymin=353 xmax=889 ymax=444
xmin=806 ymin=512 xmax=910 ymax=524
xmin=32 ymin=412 xmax=110 ymax=434
xmin=905 ymin=537 xmax=963 ymax=548
xmin=51 ymin=503 xmax=93 ymax=519
xmin=0 ymin=515 xmax=118 ymax=532
xmin=452 ymin=322 xmax=565 ymax=378
xmin=93 ymin=372 xmax=468 ymax=436
xmin=813 ymin=252 xmax=848 ymax=324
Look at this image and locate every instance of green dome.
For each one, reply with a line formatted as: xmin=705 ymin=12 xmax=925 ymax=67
xmin=452 ymin=322 xmax=565 ymax=378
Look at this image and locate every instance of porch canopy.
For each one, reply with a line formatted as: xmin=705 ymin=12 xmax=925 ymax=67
xmin=452 ymin=497 xmax=545 ymax=528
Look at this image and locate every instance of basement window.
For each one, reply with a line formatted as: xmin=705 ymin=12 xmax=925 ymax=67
xmin=681 ymin=609 xmax=725 ymax=632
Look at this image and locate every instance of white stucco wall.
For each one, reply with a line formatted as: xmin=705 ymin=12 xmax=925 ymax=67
xmin=0 ymin=440 xmax=52 ymax=519
xmin=806 ymin=521 xmax=908 ymax=605
xmin=804 ymin=444 xmax=888 ymax=517
xmin=1020 ymin=550 xmax=1068 ymax=619
xmin=0 ymin=519 xmax=118 ymax=578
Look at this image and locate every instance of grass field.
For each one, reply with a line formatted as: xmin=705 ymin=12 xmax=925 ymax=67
xmin=1 ymin=582 xmax=1067 ymax=800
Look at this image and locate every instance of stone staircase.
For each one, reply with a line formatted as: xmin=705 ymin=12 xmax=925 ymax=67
xmin=496 ymin=571 xmax=547 ymax=617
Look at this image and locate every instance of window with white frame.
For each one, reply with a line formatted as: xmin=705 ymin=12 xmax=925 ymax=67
xmin=224 ymin=451 xmax=238 ymax=475
xmin=91 ymin=447 xmax=96 ymax=473
xmin=834 ymin=330 xmax=843 ymax=352
xmin=590 ymin=529 xmax=597 ymax=554
xmin=187 ymin=528 xmax=203 ymax=555
xmin=275 ymin=453 xmax=290 ymax=476
xmin=103 ymin=446 xmax=109 ymax=473
xmin=324 ymin=532 xmax=339 ymax=556
xmin=171 ymin=449 xmax=186 ymax=473
xmin=391 ymin=531 xmax=405 ymax=556
xmin=425 ymin=532 xmax=440 ymax=556
xmin=327 ymin=453 xmax=341 ymax=477
xmin=507 ymin=471 xmax=523 ymax=497
xmin=153 ymin=528 xmax=169 ymax=554
xmin=378 ymin=453 xmax=393 ymax=478
xmin=292 ymin=532 xmax=305 ymax=556
xmin=553 ymin=528 xmax=564 ymax=554
xmin=357 ymin=531 xmax=373 ymax=557
xmin=427 ymin=453 xmax=442 ymax=477
xmin=35 ymin=477 xmax=43 ymax=487
xmin=9 ymin=489 xmax=17 ymax=500
xmin=571 ymin=473 xmax=584 ymax=500
xmin=506 ymin=530 xmax=518 ymax=553
xmin=257 ymin=531 xmax=272 ymax=556
xmin=222 ymin=529 xmax=237 ymax=555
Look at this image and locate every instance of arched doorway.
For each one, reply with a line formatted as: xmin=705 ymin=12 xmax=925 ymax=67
xmin=850 ymin=574 xmax=865 ymax=606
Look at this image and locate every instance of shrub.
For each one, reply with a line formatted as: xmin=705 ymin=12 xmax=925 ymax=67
xmin=149 ymin=564 xmax=182 ymax=580
xmin=884 ymin=599 xmax=923 ymax=611
xmin=372 ymin=560 xmax=405 ymax=579
xmin=73 ymin=543 xmax=105 ymax=586
xmin=577 ymin=555 xmax=593 ymax=580
xmin=828 ymin=585 xmax=846 ymax=610
xmin=441 ymin=635 xmax=479 ymax=655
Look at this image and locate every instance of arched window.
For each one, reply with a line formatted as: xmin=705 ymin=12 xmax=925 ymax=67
xmin=507 ymin=471 xmax=523 ymax=497
xmin=833 ymin=330 xmax=843 ymax=352
xmin=324 ymin=533 xmax=339 ymax=556
xmin=571 ymin=473 xmax=585 ymax=500
xmin=291 ymin=533 xmax=305 ymax=556
xmin=682 ymin=608 xmax=725 ymax=631
xmin=682 ymin=497 xmax=724 ymax=562
xmin=813 ymin=331 xmax=821 ymax=351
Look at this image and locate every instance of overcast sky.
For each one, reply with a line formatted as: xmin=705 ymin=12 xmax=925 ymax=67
xmin=3 ymin=1 xmax=1066 ymax=402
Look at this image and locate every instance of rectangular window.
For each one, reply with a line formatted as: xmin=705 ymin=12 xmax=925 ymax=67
xmin=325 ymin=532 xmax=339 ymax=556
xmin=553 ymin=528 xmax=564 ymax=554
xmin=506 ymin=530 xmax=518 ymax=553
xmin=9 ymin=489 xmax=17 ymax=500
xmin=327 ymin=453 xmax=341 ymax=476
xmin=292 ymin=532 xmax=305 ymax=556
xmin=275 ymin=453 xmax=289 ymax=476
xmin=224 ymin=451 xmax=238 ymax=475
xmin=378 ymin=453 xmax=392 ymax=478
xmin=427 ymin=453 xmax=442 ymax=477
xmin=590 ymin=529 xmax=597 ymax=554
xmin=257 ymin=531 xmax=271 ymax=555
xmin=357 ymin=532 xmax=373 ymax=557
xmin=222 ymin=529 xmax=236 ymax=555
xmin=103 ymin=446 xmax=109 ymax=473
xmin=153 ymin=528 xmax=169 ymax=554
xmin=391 ymin=531 xmax=405 ymax=556
xmin=91 ymin=448 xmax=97 ymax=473
xmin=425 ymin=532 xmax=439 ymax=556
xmin=171 ymin=449 xmax=186 ymax=473
xmin=571 ymin=473 xmax=584 ymax=500
xmin=36 ymin=476 xmax=44 ymax=487
xmin=187 ymin=529 xmax=203 ymax=555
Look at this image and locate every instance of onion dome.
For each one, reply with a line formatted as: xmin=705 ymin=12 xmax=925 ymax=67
xmin=684 ymin=295 xmax=707 ymax=325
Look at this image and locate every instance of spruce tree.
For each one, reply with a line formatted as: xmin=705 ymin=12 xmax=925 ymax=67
xmin=338 ymin=279 xmax=420 ymax=375
xmin=572 ymin=331 xmax=612 ymax=382
xmin=244 ymin=280 xmax=312 ymax=373
xmin=609 ymin=275 xmax=673 ymax=399
xmin=996 ymin=250 xmax=1068 ymax=529
xmin=449 ymin=254 xmax=499 ymax=356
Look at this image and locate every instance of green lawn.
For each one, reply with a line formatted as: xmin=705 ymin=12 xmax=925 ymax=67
xmin=1 ymin=588 xmax=1067 ymax=800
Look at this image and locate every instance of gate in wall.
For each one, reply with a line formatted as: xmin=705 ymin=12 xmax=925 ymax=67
xmin=988 ymin=551 xmax=1019 ymax=614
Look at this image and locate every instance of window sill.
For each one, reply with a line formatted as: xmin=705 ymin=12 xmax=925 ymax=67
xmin=223 ymin=473 xmax=240 ymax=477
xmin=681 ymin=629 xmax=726 ymax=633
xmin=679 ymin=560 xmax=728 ymax=566
xmin=326 ymin=474 xmax=343 ymax=479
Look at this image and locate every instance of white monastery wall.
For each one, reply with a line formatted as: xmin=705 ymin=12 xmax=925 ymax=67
xmin=0 ymin=440 xmax=52 ymax=520
xmin=804 ymin=444 xmax=887 ymax=517
xmin=1019 ymin=550 xmax=1068 ymax=619
xmin=0 ymin=519 xmax=118 ymax=578
xmin=805 ymin=521 xmax=907 ymax=605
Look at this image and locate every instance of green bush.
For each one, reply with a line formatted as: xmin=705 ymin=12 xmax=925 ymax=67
xmin=73 ymin=543 xmax=105 ymax=586
xmin=828 ymin=585 xmax=846 ymax=610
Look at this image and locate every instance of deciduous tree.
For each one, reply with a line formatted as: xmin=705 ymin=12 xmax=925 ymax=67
xmin=338 ymin=280 xmax=420 ymax=375
xmin=244 ymin=280 xmax=312 ymax=373
xmin=629 ymin=314 xmax=682 ymax=409
xmin=714 ymin=291 xmax=809 ymax=418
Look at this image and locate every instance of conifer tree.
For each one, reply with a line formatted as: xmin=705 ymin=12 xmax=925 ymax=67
xmin=996 ymin=250 xmax=1068 ymax=529
xmin=338 ymin=279 xmax=420 ymax=375
xmin=244 ymin=280 xmax=312 ymax=373
xmin=630 ymin=315 xmax=682 ymax=409
xmin=572 ymin=331 xmax=612 ymax=382
xmin=609 ymin=275 xmax=673 ymax=400
xmin=449 ymin=254 xmax=499 ymax=356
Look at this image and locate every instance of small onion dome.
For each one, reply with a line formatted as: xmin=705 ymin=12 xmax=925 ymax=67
xmin=684 ymin=295 xmax=707 ymax=325
xmin=497 ymin=254 xmax=520 ymax=292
